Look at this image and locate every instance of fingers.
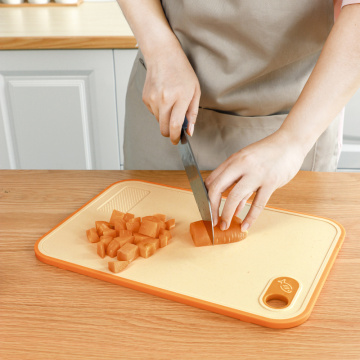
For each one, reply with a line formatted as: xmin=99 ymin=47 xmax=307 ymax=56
xmin=220 ymin=178 xmax=255 ymax=230
xmin=241 ymin=186 xmax=273 ymax=231
xmin=234 ymin=192 xmax=253 ymax=218
xmin=206 ymin=161 xmax=243 ymax=227
xmin=169 ymin=100 xmax=190 ymax=144
xmin=185 ymin=85 xmax=201 ymax=137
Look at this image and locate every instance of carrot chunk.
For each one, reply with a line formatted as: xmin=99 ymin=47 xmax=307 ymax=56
xmin=138 ymin=241 xmax=157 ymax=258
xmin=159 ymin=234 xmax=170 ymax=248
xmin=102 ymin=229 xmax=117 ymax=238
xmin=139 ymin=219 xmax=160 ymax=238
xmin=123 ymin=213 xmax=135 ymax=222
xmin=114 ymin=218 xmax=127 ymax=232
xmin=113 ymin=235 xmax=134 ymax=248
xmin=139 ymin=237 xmax=159 ymax=250
xmin=190 ymin=216 xmax=247 ymax=247
xmin=133 ymin=233 xmax=151 ymax=245
xmin=108 ymin=260 xmax=129 ymax=273
xmin=86 ymin=228 xmax=100 ymax=243
xmin=100 ymin=235 xmax=113 ymax=249
xmin=117 ymin=243 xmax=139 ymax=262
xmin=125 ymin=221 xmax=141 ymax=233
xmin=118 ymin=229 xmax=133 ymax=237
xmin=109 ymin=210 xmax=125 ymax=225
xmin=165 ymin=219 xmax=175 ymax=230
xmin=97 ymin=242 xmax=106 ymax=258
xmin=106 ymin=239 xmax=121 ymax=258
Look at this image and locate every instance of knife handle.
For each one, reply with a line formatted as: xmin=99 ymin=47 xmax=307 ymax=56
xmin=182 ymin=116 xmax=189 ymax=132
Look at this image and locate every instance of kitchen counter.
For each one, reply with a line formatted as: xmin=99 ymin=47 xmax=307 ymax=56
xmin=1 ymin=170 xmax=359 ymax=359
xmin=0 ymin=1 xmax=136 ymax=49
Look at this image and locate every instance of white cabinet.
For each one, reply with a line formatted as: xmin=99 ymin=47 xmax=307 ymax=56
xmin=0 ymin=49 xmax=137 ymax=170
xmin=338 ymin=88 xmax=360 ymax=171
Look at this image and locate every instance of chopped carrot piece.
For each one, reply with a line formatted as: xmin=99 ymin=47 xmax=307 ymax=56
xmin=159 ymin=228 xmax=172 ymax=239
xmin=138 ymin=241 xmax=156 ymax=258
xmin=117 ymin=243 xmax=139 ymax=262
xmin=158 ymin=221 xmax=166 ymax=231
xmin=113 ymin=235 xmax=134 ymax=248
xmin=153 ymin=214 xmax=166 ymax=222
xmin=114 ymin=218 xmax=127 ymax=233
xmin=127 ymin=217 xmax=141 ymax=223
xmin=190 ymin=216 xmax=247 ymax=247
xmin=102 ymin=229 xmax=117 ymax=238
xmin=133 ymin=233 xmax=151 ymax=245
xmin=139 ymin=219 xmax=160 ymax=238
xmin=86 ymin=228 xmax=100 ymax=243
xmin=118 ymin=229 xmax=133 ymax=237
xmin=165 ymin=219 xmax=175 ymax=230
xmin=96 ymin=222 xmax=113 ymax=236
xmin=109 ymin=210 xmax=125 ymax=225
xmin=142 ymin=216 xmax=158 ymax=222
xmin=108 ymin=260 xmax=129 ymax=273
xmin=159 ymin=234 xmax=169 ymax=248
xmin=142 ymin=237 xmax=160 ymax=250
xmin=126 ymin=221 xmax=141 ymax=233
xmin=97 ymin=242 xmax=106 ymax=258
xmin=106 ymin=239 xmax=121 ymax=258
xmin=100 ymin=236 xmax=113 ymax=249
xmin=123 ymin=213 xmax=135 ymax=222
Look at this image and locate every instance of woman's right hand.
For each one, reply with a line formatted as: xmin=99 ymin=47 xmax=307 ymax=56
xmin=142 ymin=44 xmax=201 ymax=144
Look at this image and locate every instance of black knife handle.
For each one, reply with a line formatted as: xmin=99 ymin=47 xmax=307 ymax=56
xmin=182 ymin=116 xmax=189 ymax=132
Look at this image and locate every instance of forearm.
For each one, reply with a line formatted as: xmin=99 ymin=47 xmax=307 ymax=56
xmin=280 ymin=4 xmax=360 ymax=154
xmin=116 ymin=0 xmax=182 ymax=62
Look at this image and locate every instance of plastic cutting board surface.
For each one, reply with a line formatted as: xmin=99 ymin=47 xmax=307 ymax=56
xmin=35 ymin=180 xmax=345 ymax=328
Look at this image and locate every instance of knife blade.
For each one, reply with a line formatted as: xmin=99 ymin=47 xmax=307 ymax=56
xmin=178 ymin=117 xmax=214 ymax=245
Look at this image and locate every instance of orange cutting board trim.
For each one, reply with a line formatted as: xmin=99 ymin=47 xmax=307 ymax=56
xmin=34 ymin=179 xmax=346 ymax=329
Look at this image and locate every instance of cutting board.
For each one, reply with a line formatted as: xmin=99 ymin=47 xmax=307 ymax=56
xmin=34 ymin=180 xmax=345 ymax=328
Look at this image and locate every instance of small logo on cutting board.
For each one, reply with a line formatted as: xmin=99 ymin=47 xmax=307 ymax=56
xmin=278 ymin=279 xmax=293 ymax=294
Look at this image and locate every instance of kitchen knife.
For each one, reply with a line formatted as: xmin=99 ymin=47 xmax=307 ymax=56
xmin=178 ymin=117 xmax=214 ymax=244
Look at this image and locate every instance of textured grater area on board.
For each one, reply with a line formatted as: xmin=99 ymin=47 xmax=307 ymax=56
xmin=35 ymin=180 xmax=345 ymax=328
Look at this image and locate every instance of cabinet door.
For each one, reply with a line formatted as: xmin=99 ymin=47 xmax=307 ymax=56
xmin=0 ymin=50 xmax=119 ymax=170
xmin=114 ymin=49 xmax=138 ymax=169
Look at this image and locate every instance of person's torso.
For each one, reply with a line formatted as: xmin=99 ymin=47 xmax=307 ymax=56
xmin=161 ymin=0 xmax=334 ymax=116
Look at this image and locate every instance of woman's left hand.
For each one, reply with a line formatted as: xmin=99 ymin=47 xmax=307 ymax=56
xmin=204 ymin=129 xmax=307 ymax=232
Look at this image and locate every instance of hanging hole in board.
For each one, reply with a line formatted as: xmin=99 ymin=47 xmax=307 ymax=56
xmin=265 ymin=294 xmax=289 ymax=309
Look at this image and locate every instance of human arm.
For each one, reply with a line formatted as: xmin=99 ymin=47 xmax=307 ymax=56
xmin=205 ymin=4 xmax=360 ymax=232
xmin=116 ymin=0 xmax=200 ymax=143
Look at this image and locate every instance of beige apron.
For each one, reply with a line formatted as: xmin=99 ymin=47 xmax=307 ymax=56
xmin=124 ymin=0 xmax=342 ymax=171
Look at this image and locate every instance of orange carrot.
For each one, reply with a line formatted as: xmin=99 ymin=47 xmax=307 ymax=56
xmin=102 ymin=229 xmax=117 ymax=238
xmin=99 ymin=235 xmax=113 ymax=249
xmin=113 ymin=235 xmax=134 ymax=248
xmin=86 ymin=228 xmax=100 ymax=243
xmin=165 ymin=219 xmax=175 ymax=230
xmin=138 ymin=241 xmax=156 ymax=258
xmin=108 ymin=260 xmax=129 ymax=273
xmin=114 ymin=218 xmax=127 ymax=233
xmin=118 ymin=229 xmax=133 ymax=237
xmin=159 ymin=228 xmax=172 ymax=240
xmin=117 ymin=243 xmax=139 ymax=262
xmin=97 ymin=242 xmax=106 ymax=258
xmin=109 ymin=210 xmax=125 ymax=225
xmin=123 ymin=213 xmax=135 ymax=222
xmin=106 ymin=239 xmax=121 ymax=257
xmin=138 ymin=219 xmax=160 ymax=238
xmin=190 ymin=216 xmax=247 ymax=247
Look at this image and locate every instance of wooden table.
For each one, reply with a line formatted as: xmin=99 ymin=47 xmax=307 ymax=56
xmin=1 ymin=170 xmax=359 ymax=360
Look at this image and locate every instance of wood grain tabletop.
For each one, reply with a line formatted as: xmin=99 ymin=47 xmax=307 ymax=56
xmin=0 ymin=170 xmax=359 ymax=360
